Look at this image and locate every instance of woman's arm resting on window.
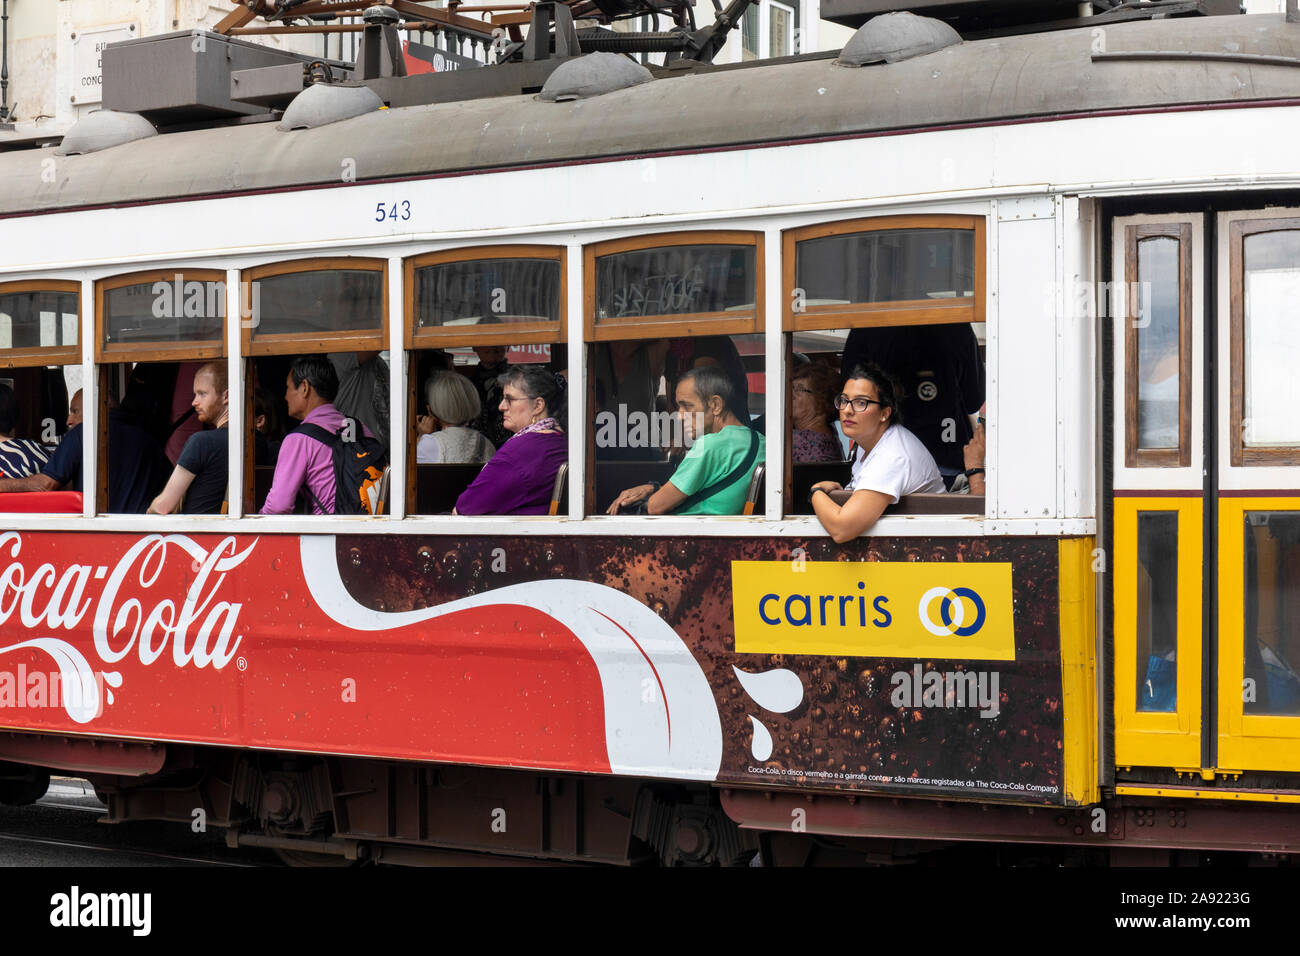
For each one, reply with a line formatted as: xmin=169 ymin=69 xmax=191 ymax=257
xmin=811 ymin=486 xmax=892 ymax=543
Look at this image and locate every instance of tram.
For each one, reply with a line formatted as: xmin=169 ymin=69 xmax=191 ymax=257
xmin=0 ymin=1 xmax=1298 ymax=865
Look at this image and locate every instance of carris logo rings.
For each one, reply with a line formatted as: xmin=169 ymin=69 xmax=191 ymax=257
xmin=918 ymin=587 xmax=986 ymax=638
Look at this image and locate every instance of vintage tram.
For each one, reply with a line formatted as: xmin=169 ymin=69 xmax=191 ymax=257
xmin=0 ymin=2 xmax=1298 ymax=865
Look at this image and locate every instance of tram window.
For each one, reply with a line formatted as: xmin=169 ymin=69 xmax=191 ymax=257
xmin=585 ymin=232 xmax=762 ymax=341
xmin=1244 ymin=512 xmax=1300 ymax=716
xmin=783 ymin=216 xmax=984 ymax=332
xmin=241 ymin=259 xmax=389 ymax=517
xmin=1233 ymin=225 xmax=1300 ymax=463
xmin=1123 ymin=224 xmax=1191 ymax=468
xmin=0 ymin=283 xmax=81 ymax=512
xmin=405 ymin=248 xmax=567 ymax=516
xmin=0 ymin=285 xmax=79 ymax=361
xmin=784 ymin=326 xmax=984 ymax=516
xmin=244 ymin=258 xmax=386 ymax=353
xmin=1135 ymin=511 xmax=1179 ymax=713
xmin=593 ymin=333 xmax=765 ymax=516
xmin=101 ymin=276 xmax=223 ymax=351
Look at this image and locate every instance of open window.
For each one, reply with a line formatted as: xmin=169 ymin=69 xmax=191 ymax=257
xmin=781 ymin=215 xmax=986 ymax=516
xmin=583 ymin=231 xmax=765 ymax=517
xmin=92 ymin=270 xmax=227 ymax=515
xmin=0 ymin=280 xmax=81 ymax=513
xmin=242 ymin=257 xmax=388 ymax=516
xmin=405 ymin=246 xmax=566 ymax=516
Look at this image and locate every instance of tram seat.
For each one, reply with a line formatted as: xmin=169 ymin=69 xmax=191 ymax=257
xmin=548 ymin=463 xmax=568 ymax=516
xmin=595 ymin=460 xmax=676 ymax=514
xmin=371 ymin=465 xmax=391 ymax=516
xmin=826 ymin=489 xmax=984 ymax=515
xmin=743 ymin=464 xmax=765 ymax=516
xmin=791 ymin=462 xmax=854 ymax=515
xmin=415 ymin=462 xmax=487 ymax=514
xmin=0 ymin=491 xmax=82 ymax=513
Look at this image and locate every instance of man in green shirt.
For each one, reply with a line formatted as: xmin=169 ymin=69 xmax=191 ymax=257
xmin=607 ymin=365 xmax=763 ymax=516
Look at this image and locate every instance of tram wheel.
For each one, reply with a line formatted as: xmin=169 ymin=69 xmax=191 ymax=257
xmin=0 ymin=763 xmax=50 ymax=806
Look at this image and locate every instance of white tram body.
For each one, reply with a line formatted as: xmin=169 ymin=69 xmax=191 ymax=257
xmin=0 ymin=11 xmax=1295 ymax=863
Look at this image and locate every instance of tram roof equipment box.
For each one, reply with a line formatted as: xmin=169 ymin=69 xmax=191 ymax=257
xmin=101 ymin=31 xmax=347 ymax=124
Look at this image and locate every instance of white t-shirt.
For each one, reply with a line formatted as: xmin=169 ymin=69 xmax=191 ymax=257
xmin=846 ymin=424 xmax=944 ymax=503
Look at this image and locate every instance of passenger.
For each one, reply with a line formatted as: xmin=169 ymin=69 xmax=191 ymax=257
xmin=330 ymin=351 xmax=390 ymax=449
xmin=416 ymin=370 xmax=496 ymax=464
xmin=840 ymin=324 xmax=983 ymax=488
xmin=466 ymin=345 xmax=512 ymax=450
xmin=454 ymin=365 xmax=566 ymax=515
xmin=253 ymin=388 xmax=283 ymax=467
xmin=146 ymin=363 xmax=229 ymax=515
xmin=593 ymin=339 xmax=670 ymax=461
xmin=808 ymin=363 xmax=943 ymax=542
xmin=260 ymin=355 xmax=349 ymax=515
xmin=164 ymin=360 xmax=206 ymax=465
xmin=792 ymin=363 xmax=844 ymax=463
xmin=0 ymin=384 xmax=52 ymax=478
xmin=606 ymin=365 xmax=764 ymax=516
xmin=949 ymin=403 xmax=986 ymax=495
xmin=0 ymin=389 xmax=169 ymax=513
xmin=66 ymin=388 xmax=83 ymax=429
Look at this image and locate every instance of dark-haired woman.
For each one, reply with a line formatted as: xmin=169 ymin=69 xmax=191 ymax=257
xmin=454 ymin=366 xmax=567 ymax=515
xmin=808 ymin=363 xmax=942 ymax=543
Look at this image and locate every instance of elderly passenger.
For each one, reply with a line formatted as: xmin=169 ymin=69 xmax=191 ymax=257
xmin=792 ymin=363 xmax=843 ymax=463
xmin=416 ymin=370 xmax=496 ymax=465
xmin=454 ymin=365 xmax=567 ymax=515
xmin=809 ymin=363 xmax=943 ymax=542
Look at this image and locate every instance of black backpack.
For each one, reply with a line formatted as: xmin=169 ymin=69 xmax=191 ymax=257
xmin=294 ymin=418 xmax=389 ymax=515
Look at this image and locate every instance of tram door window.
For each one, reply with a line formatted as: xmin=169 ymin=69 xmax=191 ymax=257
xmin=583 ymin=232 xmax=764 ymax=516
xmin=243 ymin=258 xmax=388 ymax=516
xmin=92 ymin=271 xmax=227 ymax=515
xmin=781 ymin=216 xmax=986 ymax=517
xmin=0 ymin=282 xmax=79 ymax=512
xmin=405 ymin=246 xmax=564 ymax=515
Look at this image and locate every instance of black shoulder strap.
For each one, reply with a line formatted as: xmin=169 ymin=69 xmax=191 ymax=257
xmin=291 ymin=422 xmax=338 ymax=515
xmin=676 ymin=428 xmax=760 ymax=513
xmin=294 ymin=422 xmax=339 ymax=447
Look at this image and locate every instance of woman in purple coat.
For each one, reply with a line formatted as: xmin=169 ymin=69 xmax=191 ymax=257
xmin=454 ymin=365 xmax=567 ymax=516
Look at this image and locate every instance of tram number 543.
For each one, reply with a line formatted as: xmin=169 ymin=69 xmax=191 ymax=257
xmin=375 ymin=201 xmax=412 ymax=222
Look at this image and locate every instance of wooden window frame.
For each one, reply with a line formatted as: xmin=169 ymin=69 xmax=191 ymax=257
xmin=96 ymin=270 xmax=227 ymax=364
xmin=1124 ymin=223 xmax=1192 ymax=469
xmin=781 ymin=214 xmax=985 ymax=332
xmin=0 ymin=280 xmax=81 ymax=368
xmin=583 ymin=231 xmax=763 ymax=342
xmin=1229 ymin=216 xmax=1300 ymax=467
xmin=404 ymin=245 xmax=566 ymax=350
xmin=241 ymin=257 xmax=388 ymax=357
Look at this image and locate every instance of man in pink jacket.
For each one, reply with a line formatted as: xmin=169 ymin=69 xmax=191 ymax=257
xmin=261 ymin=355 xmax=346 ymax=515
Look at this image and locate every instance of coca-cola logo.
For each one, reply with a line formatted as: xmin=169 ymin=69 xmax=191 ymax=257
xmin=0 ymin=533 xmax=256 ymax=724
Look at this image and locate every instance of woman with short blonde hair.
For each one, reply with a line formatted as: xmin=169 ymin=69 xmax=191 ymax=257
xmin=416 ymin=370 xmax=496 ymax=464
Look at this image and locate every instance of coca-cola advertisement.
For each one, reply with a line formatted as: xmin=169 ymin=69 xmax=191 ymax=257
xmin=0 ymin=531 xmax=1069 ymax=804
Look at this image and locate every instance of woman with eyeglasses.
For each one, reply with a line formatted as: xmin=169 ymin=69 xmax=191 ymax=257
xmin=791 ymin=363 xmax=843 ymax=463
xmin=808 ymin=363 xmax=943 ymax=542
xmin=454 ymin=365 xmax=567 ymax=515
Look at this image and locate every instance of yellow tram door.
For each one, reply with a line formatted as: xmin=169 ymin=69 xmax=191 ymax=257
xmin=1214 ymin=208 xmax=1300 ymax=775
xmin=1113 ymin=207 xmax=1300 ymax=781
xmin=1111 ymin=214 xmax=1205 ymax=772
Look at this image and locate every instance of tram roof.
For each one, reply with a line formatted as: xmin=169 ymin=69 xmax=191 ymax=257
xmin=2 ymin=13 xmax=1299 ymax=216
